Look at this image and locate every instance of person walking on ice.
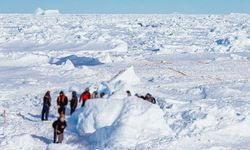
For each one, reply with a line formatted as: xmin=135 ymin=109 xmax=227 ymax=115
xmin=41 ymin=91 xmax=51 ymax=121
xmin=52 ymin=113 xmax=67 ymax=143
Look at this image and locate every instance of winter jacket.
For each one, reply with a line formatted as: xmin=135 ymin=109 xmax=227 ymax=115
xmin=136 ymin=94 xmax=156 ymax=104
xmin=57 ymin=94 xmax=68 ymax=107
xmin=145 ymin=96 xmax=156 ymax=104
xmin=80 ymin=91 xmax=91 ymax=102
xmin=43 ymin=93 xmax=51 ymax=108
xmin=52 ymin=118 xmax=67 ymax=133
xmin=70 ymin=95 xmax=78 ymax=109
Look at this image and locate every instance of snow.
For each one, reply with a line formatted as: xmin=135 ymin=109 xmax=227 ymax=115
xmin=1 ymin=14 xmax=250 ymax=150
xmin=69 ymin=97 xmax=171 ymax=148
xmin=109 ymin=66 xmax=140 ymax=85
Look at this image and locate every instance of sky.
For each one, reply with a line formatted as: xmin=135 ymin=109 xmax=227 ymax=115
xmin=0 ymin=0 xmax=249 ymax=14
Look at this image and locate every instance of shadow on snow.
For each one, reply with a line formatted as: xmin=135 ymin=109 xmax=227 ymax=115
xmin=49 ymin=55 xmax=103 ymax=67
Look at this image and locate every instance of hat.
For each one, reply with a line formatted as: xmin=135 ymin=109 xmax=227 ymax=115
xmin=60 ymin=91 xmax=64 ymax=95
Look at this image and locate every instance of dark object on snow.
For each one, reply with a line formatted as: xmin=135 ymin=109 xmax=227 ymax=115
xmin=127 ymin=90 xmax=132 ymax=97
xmin=52 ymin=114 xmax=67 ymax=143
xmin=215 ymin=38 xmax=230 ymax=46
xmin=136 ymin=93 xmax=156 ymax=104
xmin=79 ymin=88 xmax=91 ymax=107
xmin=100 ymin=92 xmax=105 ymax=98
xmin=41 ymin=91 xmax=51 ymax=121
xmin=70 ymin=91 xmax=78 ymax=115
xmin=57 ymin=91 xmax=68 ymax=115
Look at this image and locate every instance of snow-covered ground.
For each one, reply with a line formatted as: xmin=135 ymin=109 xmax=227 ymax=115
xmin=0 ymin=13 xmax=250 ymax=150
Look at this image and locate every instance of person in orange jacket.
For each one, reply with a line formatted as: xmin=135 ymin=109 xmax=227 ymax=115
xmin=57 ymin=91 xmax=68 ymax=115
xmin=79 ymin=88 xmax=91 ymax=107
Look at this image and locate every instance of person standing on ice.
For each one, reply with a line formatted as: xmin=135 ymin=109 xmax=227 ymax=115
xmin=52 ymin=113 xmax=67 ymax=143
xmin=57 ymin=91 xmax=68 ymax=115
xmin=41 ymin=91 xmax=51 ymax=121
xmin=70 ymin=91 xmax=78 ymax=115
xmin=79 ymin=88 xmax=91 ymax=107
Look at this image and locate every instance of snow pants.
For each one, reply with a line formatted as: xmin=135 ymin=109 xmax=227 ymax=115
xmin=70 ymin=108 xmax=76 ymax=115
xmin=54 ymin=130 xmax=64 ymax=143
xmin=41 ymin=105 xmax=49 ymax=120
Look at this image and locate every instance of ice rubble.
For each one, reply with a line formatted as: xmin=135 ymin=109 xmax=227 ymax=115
xmin=1 ymin=14 xmax=250 ymax=53
xmin=1 ymin=14 xmax=250 ymax=150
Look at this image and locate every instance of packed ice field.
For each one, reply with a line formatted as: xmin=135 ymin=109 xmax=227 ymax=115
xmin=1 ymin=12 xmax=250 ymax=150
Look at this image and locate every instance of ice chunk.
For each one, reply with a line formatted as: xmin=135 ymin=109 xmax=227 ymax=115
xmin=44 ymin=9 xmax=60 ymax=16
xmin=34 ymin=8 xmax=45 ymax=15
xmin=109 ymin=66 xmax=140 ymax=85
xmin=69 ymin=97 xmax=172 ymax=148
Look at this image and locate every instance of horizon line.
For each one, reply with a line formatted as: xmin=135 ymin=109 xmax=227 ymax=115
xmin=0 ymin=12 xmax=249 ymax=15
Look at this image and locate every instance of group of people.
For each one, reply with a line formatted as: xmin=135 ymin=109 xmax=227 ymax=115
xmin=41 ymin=88 xmax=93 ymax=143
xmin=127 ymin=90 xmax=156 ymax=104
xmin=41 ymin=88 xmax=94 ymax=120
xmin=41 ymin=88 xmax=156 ymax=143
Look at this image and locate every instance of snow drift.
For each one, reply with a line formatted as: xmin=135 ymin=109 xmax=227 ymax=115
xmin=69 ymin=97 xmax=172 ymax=148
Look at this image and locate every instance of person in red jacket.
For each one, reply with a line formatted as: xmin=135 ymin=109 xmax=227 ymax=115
xmin=79 ymin=88 xmax=91 ymax=107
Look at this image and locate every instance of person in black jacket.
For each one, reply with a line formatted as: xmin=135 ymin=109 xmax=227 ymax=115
xmin=41 ymin=91 xmax=51 ymax=121
xmin=52 ymin=114 xmax=67 ymax=143
xmin=135 ymin=93 xmax=156 ymax=104
xmin=57 ymin=91 xmax=68 ymax=115
xmin=70 ymin=91 xmax=78 ymax=115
